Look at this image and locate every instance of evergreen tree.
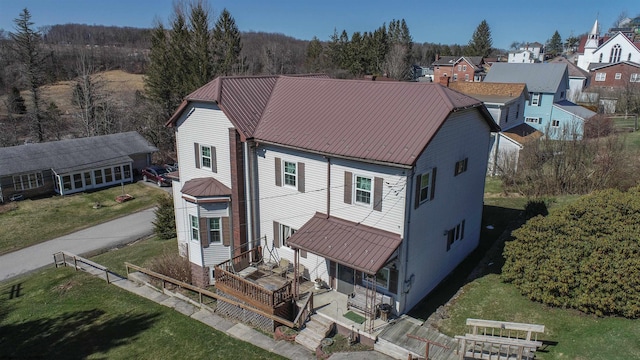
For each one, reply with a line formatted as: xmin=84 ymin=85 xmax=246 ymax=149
xmin=385 ymin=19 xmax=413 ymax=80
xmin=8 ymin=87 xmax=27 ymax=114
xmin=153 ymin=195 xmax=177 ymax=240
xmin=465 ymin=20 xmax=493 ymax=57
xmin=547 ymin=30 xmax=563 ymax=57
xmin=144 ymin=23 xmax=175 ymax=117
xmin=212 ymin=9 xmax=243 ymax=76
xmin=9 ymin=8 xmax=46 ymax=142
xmin=189 ymin=1 xmax=213 ymax=86
xmin=305 ymin=36 xmax=324 ymax=72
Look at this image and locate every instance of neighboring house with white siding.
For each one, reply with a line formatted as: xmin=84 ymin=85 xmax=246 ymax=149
xmin=166 ymin=75 xmax=499 ymax=315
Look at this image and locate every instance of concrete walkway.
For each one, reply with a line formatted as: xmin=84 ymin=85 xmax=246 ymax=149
xmin=62 ymin=257 xmax=394 ymax=360
xmin=0 ymin=207 xmax=156 ymax=282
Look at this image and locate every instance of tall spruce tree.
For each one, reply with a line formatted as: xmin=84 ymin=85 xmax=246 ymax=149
xmin=212 ymin=9 xmax=242 ymax=76
xmin=465 ymin=20 xmax=493 ymax=57
xmin=547 ymin=30 xmax=563 ymax=58
xmin=144 ymin=23 xmax=176 ymax=117
xmin=305 ymin=36 xmax=324 ymax=72
xmin=189 ymin=1 xmax=213 ymax=87
xmin=9 ymin=8 xmax=46 ymax=142
xmin=385 ymin=19 xmax=413 ymax=80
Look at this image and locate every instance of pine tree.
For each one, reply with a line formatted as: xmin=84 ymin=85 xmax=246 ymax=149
xmin=212 ymin=9 xmax=242 ymax=76
xmin=8 ymin=87 xmax=27 ymax=115
xmin=385 ymin=19 xmax=413 ymax=80
xmin=547 ymin=30 xmax=563 ymax=58
xmin=144 ymin=23 xmax=176 ymax=117
xmin=153 ymin=195 xmax=177 ymax=240
xmin=189 ymin=2 xmax=213 ymax=86
xmin=9 ymin=8 xmax=46 ymax=142
xmin=465 ymin=20 xmax=493 ymax=57
xmin=305 ymin=36 xmax=324 ymax=72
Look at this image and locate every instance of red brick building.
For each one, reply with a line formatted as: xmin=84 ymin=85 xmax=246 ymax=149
xmin=432 ymin=56 xmax=485 ymax=83
xmin=588 ymin=61 xmax=640 ymax=89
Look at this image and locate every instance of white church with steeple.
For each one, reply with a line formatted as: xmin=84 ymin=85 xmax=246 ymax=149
xmin=577 ymin=19 xmax=640 ymax=71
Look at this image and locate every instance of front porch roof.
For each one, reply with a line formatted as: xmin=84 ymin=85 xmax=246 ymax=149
xmin=287 ymin=212 xmax=402 ymax=275
xmin=181 ymin=177 xmax=231 ymax=202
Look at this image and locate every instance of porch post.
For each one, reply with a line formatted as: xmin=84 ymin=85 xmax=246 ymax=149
xmin=293 ymin=248 xmax=299 ymax=299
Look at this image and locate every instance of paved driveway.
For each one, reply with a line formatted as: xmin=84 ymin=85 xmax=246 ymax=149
xmin=0 ymin=207 xmax=156 ymax=282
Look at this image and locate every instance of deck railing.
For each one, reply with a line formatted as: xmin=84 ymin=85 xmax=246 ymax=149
xmin=214 ymin=246 xmax=293 ymax=312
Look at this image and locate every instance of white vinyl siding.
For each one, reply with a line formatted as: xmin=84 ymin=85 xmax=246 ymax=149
xmin=174 ymin=103 xmax=233 ymax=188
xmin=405 ymin=109 xmax=489 ymax=313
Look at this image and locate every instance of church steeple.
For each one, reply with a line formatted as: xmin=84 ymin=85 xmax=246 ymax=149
xmin=585 ymin=19 xmax=599 ymax=49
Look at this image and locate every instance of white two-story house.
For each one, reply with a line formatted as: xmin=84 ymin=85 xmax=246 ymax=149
xmin=167 ymin=75 xmax=499 ymax=315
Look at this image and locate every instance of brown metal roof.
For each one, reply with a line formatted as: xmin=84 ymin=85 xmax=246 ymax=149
xmin=287 ymin=212 xmax=402 ymax=274
xmin=166 ymin=74 xmax=329 ymax=139
xmin=181 ymin=177 xmax=231 ymax=198
xmin=254 ymin=77 xmax=496 ymax=166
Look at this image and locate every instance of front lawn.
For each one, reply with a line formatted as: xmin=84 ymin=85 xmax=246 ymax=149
xmin=0 ymin=237 xmax=285 ymax=360
xmin=0 ymin=183 xmax=167 ymax=255
xmin=437 ymin=274 xmax=640 ymax=360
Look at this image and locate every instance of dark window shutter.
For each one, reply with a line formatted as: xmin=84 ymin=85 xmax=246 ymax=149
xmin=194 ymin=143 xmax=200 ymax=169
xmin=222 ymin=217 xmax=230 ymax=247
xmin=275 ymin=157 xmax=282 ymax=187
xmin=300 ymin=250 xmax=307 ymax=258
xmin=389 ymin=268 xmax=399 ymax=294
xmin=538 ymin=94 xmax=542 ymax=106
xmin=199 ymin=217 xmax=209 ymax=248
xmin=273 ymin=221 xmax=280 ymax=248
xmin=430 ymin=167 xmax=437 ymax=200
xmin=447 ymin=229 xmax=454 ymax=251
xmin=461 ymin=220 xmax=465 ymax=239
xmin=211 ymin=146 xmax=217 ymax=173
xmin=414 ymin=173 xmax=422 ymax=209
xmin=373 ymin=177 xmax=383 ymax=212
xmin=344 ymin=171 xmax=352 ymax=204
xmin=297 ymin=162 xmax=305 ymax=193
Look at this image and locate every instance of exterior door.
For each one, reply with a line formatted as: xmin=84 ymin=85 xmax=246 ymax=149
xmin=336 ymin=263 xmax=354 ymax=294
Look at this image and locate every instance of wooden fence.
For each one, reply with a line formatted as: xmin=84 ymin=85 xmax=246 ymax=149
xmin=53 ymin=251 xmax=113 ymax=284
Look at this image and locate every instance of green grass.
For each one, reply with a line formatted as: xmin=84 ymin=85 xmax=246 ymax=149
xmin=0 ymin=237 xmax=285 ymax=360
xmin=0 ymin=183 xmax=168 ymax=255
xmin=437 ymin=274 xmax=640 ymax=360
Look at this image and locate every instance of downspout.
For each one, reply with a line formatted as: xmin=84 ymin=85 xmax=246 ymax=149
xmin=326 ymin=157 xmax=331 ymax=218
xmin=243 ymin=141 xmax=253 ymax=251
xmin=401 ymin=168 xmax=415 ymax=313
xmin=492 ymin=134 xmax=500 ymax=176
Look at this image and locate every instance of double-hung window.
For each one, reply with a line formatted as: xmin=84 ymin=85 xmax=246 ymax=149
xmin=209 ymin=218 xmax=221 ymax=243
xmin=201 ymin=145 xmax=212 ymax=169
xmin=552 ymin=120 xmax=560 ymax=127
xmin=454 ymin=158 xmax=468 ymax=176
xmin=280 ymin=224 xmax=296 ymax=247
xmin=631 ymin=73 xmax=640 ymax=83
xmin=190 ymin=215 xmax=199 ymax=241
xmin=419 ymin=171 xmax=432 ymax=203
xmin=283 ymin=161 xmax=297 ymax=187
xmin=531 ymin=93 xmax=540 ymax=106
xmin=355 ymin=176 xmax=372 ymax=205
xmin=595 ymin=72 xmax=606 ymax=82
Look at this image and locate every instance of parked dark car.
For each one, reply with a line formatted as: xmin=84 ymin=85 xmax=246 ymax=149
xmin=141 ymin=166 xmax=171 ymax=187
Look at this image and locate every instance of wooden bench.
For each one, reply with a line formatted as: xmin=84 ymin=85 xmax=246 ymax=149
xmin=347 ymin=284 xmax=393 ymax=319
xmin=457 ymin=319 xmax=546 ymax=360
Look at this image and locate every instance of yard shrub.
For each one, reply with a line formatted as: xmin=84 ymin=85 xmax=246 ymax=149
xmin=148 ymin=250 xmax=192 ymax=284
xmin=502 ymin=187 xmax=640 ymax=318
xmin=153 ymin=195 xmax=176 ymax=240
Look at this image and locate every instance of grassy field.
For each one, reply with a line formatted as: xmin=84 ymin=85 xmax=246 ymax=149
xmin=427 ymin=177 xmax=640 ymax=359
xmin=0 ymin=183 xmax=167 ymax=255
xmin=0 ymin=238 xmax=285 ymax=360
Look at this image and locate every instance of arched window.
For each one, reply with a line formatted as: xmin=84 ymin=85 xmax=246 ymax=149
xmin=629 ymin=53 xmax=633 ymax=61
xmin=609 ymin=44 xmax=621 ymax=63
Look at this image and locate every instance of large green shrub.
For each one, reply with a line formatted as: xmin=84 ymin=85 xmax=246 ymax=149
xmin=502 ymin=187 xmax=640 ymax=318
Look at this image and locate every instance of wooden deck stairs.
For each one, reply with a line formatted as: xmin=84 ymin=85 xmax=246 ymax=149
xmin=295 ymin=314 xmax=335 ymax=352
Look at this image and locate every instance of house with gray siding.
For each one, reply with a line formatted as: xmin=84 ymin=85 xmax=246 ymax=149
xmin=0 ymin=131 xmax=156 ymax=202
xmin=167 ymin=75 xmax=499 ymax=316
xmin=484 ymin=63 xmax=596 ymax=139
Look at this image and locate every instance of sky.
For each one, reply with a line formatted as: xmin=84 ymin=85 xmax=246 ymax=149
xmin=0 ymin=0 xmax=637 ymax=50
